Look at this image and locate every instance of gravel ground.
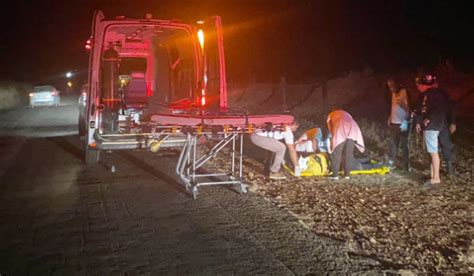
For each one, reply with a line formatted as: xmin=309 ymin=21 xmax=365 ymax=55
xmin=206 ymin=147 xmax=474 ymax=274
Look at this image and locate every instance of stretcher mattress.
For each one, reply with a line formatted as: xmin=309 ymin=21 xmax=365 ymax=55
xmin=149 ymin=113 xmax=294 ymax=127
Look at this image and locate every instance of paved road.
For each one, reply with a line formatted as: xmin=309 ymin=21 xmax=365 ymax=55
xmin=0 ymin=97 xmax=382 ymax=274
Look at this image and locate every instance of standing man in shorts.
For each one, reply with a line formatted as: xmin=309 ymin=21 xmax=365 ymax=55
xmin=433 ymin=81 xmax=457 ymax=176
xmin=414 ymin=73 xmax=450 ymax=186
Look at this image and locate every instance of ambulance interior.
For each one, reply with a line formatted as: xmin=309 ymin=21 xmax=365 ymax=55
xmin=100 ymin=24 xmax=198 ymax=121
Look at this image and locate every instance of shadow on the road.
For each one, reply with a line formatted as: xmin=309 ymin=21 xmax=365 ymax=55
xmin=117 ymin=151 xmax=192 ymax=197
xmin=47 ymin=135 xmax=83 ymax=162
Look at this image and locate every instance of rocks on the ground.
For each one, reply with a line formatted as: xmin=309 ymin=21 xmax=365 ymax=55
xmin=205 ymin=148 xmax=474 ymax=274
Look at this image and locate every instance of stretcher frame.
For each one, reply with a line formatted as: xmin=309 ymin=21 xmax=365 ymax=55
xmin=93 ymin=110 xmax=293 ymax=198
xmin=141 ymin=122 xmax=288 ymax=199
xmin=175 ymin=132 xmax=246 ymax=199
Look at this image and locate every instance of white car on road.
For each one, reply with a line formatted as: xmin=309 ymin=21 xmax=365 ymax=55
xmin=29 ymin=85 xmax=60 ymax=107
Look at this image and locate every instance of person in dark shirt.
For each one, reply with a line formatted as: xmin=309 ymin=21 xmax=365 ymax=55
xmin=433 ymin=82 xmax=456 ymax=176
xmin=414 ymin=73 xmax=450 ymax=186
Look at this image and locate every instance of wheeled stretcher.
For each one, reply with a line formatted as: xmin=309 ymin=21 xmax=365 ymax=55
xmin=121 ymin=113 xmax=294 ymax=198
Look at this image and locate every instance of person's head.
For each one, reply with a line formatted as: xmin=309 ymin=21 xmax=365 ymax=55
xmin=415 ymin=73 xmax=437 ymax=92
xmin=288 ymin=119 xmax=299 ymax=132
xmin=386 ymin=76 xmax=401 ymax=93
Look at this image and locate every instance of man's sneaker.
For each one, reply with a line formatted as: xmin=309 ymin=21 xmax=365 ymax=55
xmin=343 ymin=175 xmax=351 ymax=180
xmin=269 ymin=172 xmax=287 ymax=180
xmin=327 ymin=174 xmax=339 ymax=180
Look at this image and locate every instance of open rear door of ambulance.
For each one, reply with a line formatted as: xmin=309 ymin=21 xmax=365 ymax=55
xmin=83 ymin=10 xmax=105 ymax=164
xmin=198 ymin=16 xmax=227 ymax=111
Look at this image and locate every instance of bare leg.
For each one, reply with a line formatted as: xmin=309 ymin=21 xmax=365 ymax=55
xmin=430 ymin=153 xmax=441 ymax=183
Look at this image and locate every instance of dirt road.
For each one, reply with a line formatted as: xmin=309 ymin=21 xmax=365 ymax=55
xmin=0 ymin=96 xmax=382 ymax=274
xmin=0 ymin=94 xmax=78 ymax=137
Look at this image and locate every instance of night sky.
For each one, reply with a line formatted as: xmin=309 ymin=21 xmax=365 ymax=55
xmin=1 ymin=0 xmax=473 ymax=84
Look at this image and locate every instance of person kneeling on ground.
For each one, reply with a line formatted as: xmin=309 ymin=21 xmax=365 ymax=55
xmin=295 ymin=127 xmax=382 ymax=173
xmin=250 ymin=120 xmax=300 ymax=180
xmin=326 ymin=109 xmax=365 ymax=180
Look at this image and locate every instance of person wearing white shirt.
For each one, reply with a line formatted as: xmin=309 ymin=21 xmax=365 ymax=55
xmin=250 ymin=120 xmax=300 ymax=179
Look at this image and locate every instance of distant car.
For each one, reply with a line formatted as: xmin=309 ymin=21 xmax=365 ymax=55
xmin=29 ymin=85 xmax=60 ymax=107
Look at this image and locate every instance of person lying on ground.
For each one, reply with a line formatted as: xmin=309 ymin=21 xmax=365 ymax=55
xmin=250 ymin=119 xmax=300 ymax=180
xmin=295 ymin=127 xmax=382 ymax=173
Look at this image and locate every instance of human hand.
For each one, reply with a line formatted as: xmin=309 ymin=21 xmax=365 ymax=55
xmin=387 ymin=116 xmax=391 ymax=127
xmin=423 ymin=119 xmax=430 ymax=127
xmin=294 ymin=166 xmax=301 ymax=177
xmin=449 ymin=124 xmax=456 ymax=134
xmin=416 ymin=124 xmax=421 ymax=133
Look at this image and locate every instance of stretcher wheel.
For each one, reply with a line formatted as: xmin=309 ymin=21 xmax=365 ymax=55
xmin=184 ymin=180 xmax=192 ymax=191
xmin=234 ymin=183 xmax=248 ymax=194
xmin=192 ymin=186 xmax=199 ymax=200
